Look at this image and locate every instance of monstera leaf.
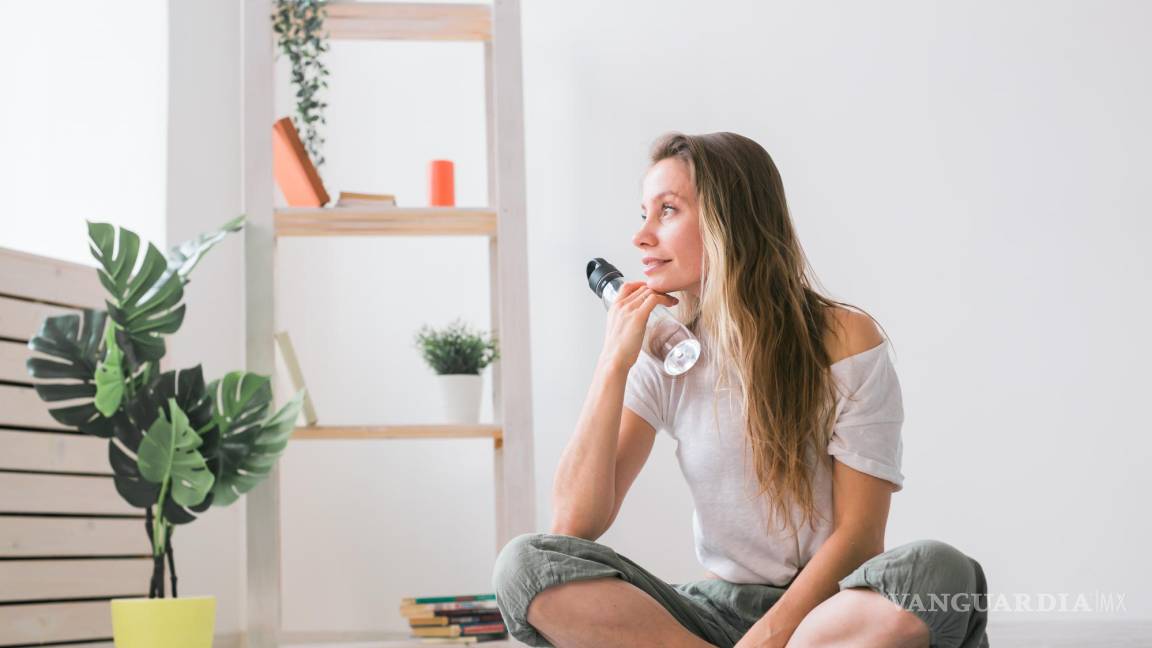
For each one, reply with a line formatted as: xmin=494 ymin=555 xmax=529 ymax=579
xmin=86 ymin=216 xmax=248 ymax=364
xmin=138 ymin=398 xmax=215 ymax=508
xmin=93 ymin=322 xmax=126 ymax=417
xmin=167 ymin=214 xmax=245 ymax=282
xmin=108 ymin=366 xmax=217 ymax=522
xmin=26 ymin=310 xmax=115 ymax=438
xmin=87 ymin=222 xmax=185 ymax=363
xmin=206 ymin=372 xmax=304 ymax=507
xmin=154 ymin=366 xmax=218 ymax=516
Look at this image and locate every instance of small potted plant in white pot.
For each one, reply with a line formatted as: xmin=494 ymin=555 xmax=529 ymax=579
xmin=414 ymin=319 xmax=499 ymax=424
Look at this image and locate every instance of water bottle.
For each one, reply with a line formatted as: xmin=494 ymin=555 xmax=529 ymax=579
xmin=586 ymin=257 xmax=701 ymax=376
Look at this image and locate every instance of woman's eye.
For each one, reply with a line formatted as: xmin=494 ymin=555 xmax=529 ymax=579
xmin=641 ymin=204 xmax=676 ymax=221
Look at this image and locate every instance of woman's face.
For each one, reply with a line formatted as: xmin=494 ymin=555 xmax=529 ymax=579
xmin=634 ymin=157 xmax=704 ymax=296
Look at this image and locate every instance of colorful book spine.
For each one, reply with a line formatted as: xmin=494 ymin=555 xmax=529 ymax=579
xmin=410 ymin=613 xmax=504 ymax=627
xmin=400 ymin=600 xmax=500 ymax=616
xmin=401 ymin=593 xmax=497 ymax=605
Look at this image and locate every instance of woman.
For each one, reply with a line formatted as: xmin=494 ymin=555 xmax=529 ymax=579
xmin=491 ymin=132 xmax=990 ymax=648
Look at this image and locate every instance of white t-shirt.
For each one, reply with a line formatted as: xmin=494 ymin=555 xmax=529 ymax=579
xmin=623 ymin=336 xmax=904 ymax=586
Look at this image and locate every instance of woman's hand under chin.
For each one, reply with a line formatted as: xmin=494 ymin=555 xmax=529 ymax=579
xmin=598 ymin=280 xmax=678 ymax=369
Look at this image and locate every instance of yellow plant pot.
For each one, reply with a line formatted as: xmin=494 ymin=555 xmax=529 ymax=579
xmin=110 ymin=595 xmax=216 ymax=648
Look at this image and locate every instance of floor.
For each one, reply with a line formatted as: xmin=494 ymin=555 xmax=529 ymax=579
xmin=288 ymin=619 xmax=1152 ymax=648
xmin=983 ymin=619 xmax=1152 ymax=647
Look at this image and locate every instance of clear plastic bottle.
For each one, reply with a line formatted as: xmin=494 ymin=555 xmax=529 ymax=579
xmin=586 ymin=257 xmax=701 ymax=376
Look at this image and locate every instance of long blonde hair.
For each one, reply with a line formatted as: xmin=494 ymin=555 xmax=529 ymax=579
xmin=651 ymin=132 xmax=890 ymax=538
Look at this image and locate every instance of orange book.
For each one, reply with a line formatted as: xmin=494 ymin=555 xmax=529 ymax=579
xmin=272 ymin=116 xmax=330 ymax=207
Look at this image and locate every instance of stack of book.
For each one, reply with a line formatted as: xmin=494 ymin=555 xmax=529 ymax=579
xmin=400 ymin=593 xmax=508 ymax=644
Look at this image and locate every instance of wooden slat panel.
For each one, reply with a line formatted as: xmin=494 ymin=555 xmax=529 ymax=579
xmin=0 ymin=600 xmax=111 ymax=645
xmin=0 ymin=295 xmax=78 ymax=341
xmin=325 ymin=2 xmax=491 ymax=41
xmin=0 ymin=430 xmax=108 ymax=474
xmin=0 ymin=251 xmax=130 ymax=648
xmin=0 ymin=339 xmax=31 ymax=383
xmin=0 ymin=517 xmax=148 ymax=557
xmin=0 ymin=383 xmax=68 ymax=430
xmin=0 ymin=473 xmax=135 ymax=515
xmin=0 ymin=246 xmax=103 ymax=309
xmin=0 ymin=558 xmax=150 ymax=601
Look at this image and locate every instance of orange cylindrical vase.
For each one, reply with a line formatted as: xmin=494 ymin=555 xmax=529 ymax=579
xmin=429 ymin=160 xmax=455 ymax=206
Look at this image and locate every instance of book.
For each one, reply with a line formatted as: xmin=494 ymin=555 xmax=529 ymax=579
xmin=419 ymin=636 xmax=507 ymax=644
xmin=412 ymin=622 xmax=507 ymax=638
xmin=402 ymin=594 xmax=497 ymax=605
xmin=272 ymin=117 xmax=397 ymax=209
xmin=400 ymin=600 xmax=500 ymax=617
xmin=272 ymin=117 xmax=330 ymax=207
xmin=336 ymin=191 xmax=397 ymax=207
xmin=410 ymin=612 xmax=504 ymax=627
xmin=273 ymin=331 xmax=318 ymax=425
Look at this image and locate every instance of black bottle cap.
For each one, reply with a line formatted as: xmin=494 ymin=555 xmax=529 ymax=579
xmin=586 ymin=257 xmax=623 ymax=298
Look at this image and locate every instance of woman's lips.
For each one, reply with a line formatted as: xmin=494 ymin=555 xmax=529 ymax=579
xmin=642 ymin=259 xmax=670 ymax=275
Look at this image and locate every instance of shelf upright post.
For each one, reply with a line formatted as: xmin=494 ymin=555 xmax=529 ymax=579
xmin=242 ymin=0 xmax=282 ymax=646
xmin=486 ymin=0 xmax=537 ymax=551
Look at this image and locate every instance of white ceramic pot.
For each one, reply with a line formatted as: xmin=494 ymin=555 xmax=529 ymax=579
xmin=437 ymin=373 xmax=483 ymax=423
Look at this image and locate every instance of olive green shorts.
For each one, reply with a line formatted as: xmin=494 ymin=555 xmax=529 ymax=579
xmin=492 ymin=533 xmax=989 ymax=648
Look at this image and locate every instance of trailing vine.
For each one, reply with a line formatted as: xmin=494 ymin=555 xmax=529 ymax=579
xmin=272 ymin=0 xmax=331 ymax=168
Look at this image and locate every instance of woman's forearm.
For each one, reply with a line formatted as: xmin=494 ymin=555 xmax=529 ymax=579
xmin=549 ymin=353 xmax=630 ymax=539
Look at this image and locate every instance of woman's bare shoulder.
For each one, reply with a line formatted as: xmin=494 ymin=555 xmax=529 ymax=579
xmin=823 ymin=306 xmax=884 ymax=365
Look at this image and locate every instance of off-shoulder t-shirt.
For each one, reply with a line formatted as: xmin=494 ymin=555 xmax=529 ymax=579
xmin=623 ymin=337 xmax=904 ymax=586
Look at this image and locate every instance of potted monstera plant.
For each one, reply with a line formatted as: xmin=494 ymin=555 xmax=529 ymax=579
xmin=25 ymin=215 xmax=303 ymax=648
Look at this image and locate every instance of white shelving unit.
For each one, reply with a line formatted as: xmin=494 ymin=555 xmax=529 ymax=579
xmin=241 ymin=2 xmax=536 ymax=646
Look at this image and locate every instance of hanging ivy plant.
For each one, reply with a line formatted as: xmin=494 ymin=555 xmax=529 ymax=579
xmin=272 ymin=0 xmax=331 ymax=168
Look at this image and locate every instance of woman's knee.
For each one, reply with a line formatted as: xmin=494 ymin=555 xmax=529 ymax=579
xmin=492 ymin=532 xmax=618 ymax=595
xmin=492 ymin=532 xmax=622 ymax=647
xmin=899 ymin=539 xmax=984 ymax=595
xmin=841 ymin=539 xmax=989 ymax=648
xmin=492 ymin=532 xmax=547 ymax=598
xmin=491 ymin=533 xmax=553 ymax=646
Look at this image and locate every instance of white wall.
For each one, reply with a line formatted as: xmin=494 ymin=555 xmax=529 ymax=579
xmin=148 ymin=0 xmax=1152 ymax=634
xmin=521 ymin=0 xmax=1152 ymax=624
xmin=9 ymin=0 xmax=1151 ymax=639
xmin=0 ymin=0 xmax=248 ymax=639
xmin=0 ymin=1 xmax=167 ymax=264
xmin=277 ymin=0 xmax=1151 ymax=632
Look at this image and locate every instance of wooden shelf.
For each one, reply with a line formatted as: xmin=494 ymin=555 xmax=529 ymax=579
xmin=325 ymin=2 xmax=491 ymax=42
xmin=275 ymin=207 xmax=497 ymax=237
xmin=243 ymin=0 xmax=534 ymax=640
xmin=293 ymin=424 xmax=503 ymax=447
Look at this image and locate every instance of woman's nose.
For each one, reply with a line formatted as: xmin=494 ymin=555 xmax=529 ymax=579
xmin=632 ymin=221 xmax=656 ymax=248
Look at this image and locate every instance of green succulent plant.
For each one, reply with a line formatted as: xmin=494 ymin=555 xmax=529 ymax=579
xmin=25 ymin=215 xmax=304 ymax=599
xmin=414 ymin=318 xmax=500 ymax=375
